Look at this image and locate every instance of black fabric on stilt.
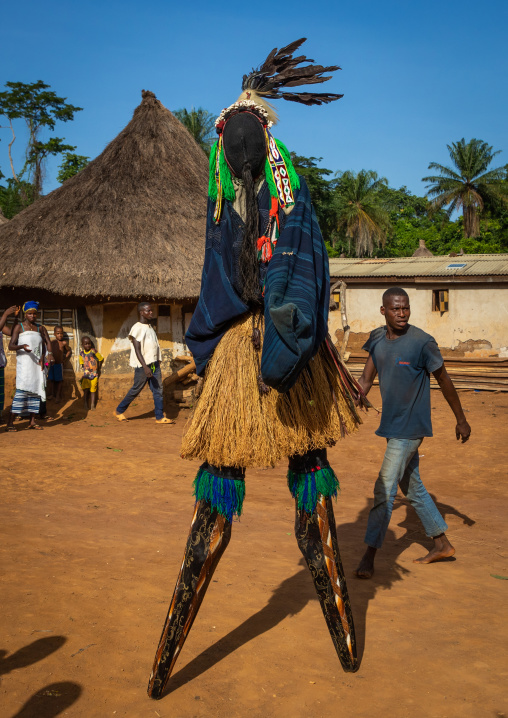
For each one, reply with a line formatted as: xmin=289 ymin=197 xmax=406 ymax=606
xmin=147 ymin=500 xmax=232 ymax=699
xmin=288 ymin=447 xmax=330 ymax=473
xmin=201 ymin=462 xmax=246 ymax=480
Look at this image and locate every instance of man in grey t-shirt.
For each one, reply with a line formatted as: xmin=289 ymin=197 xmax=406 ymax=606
xmin=354 ymin=287 xmax=471 ymax=579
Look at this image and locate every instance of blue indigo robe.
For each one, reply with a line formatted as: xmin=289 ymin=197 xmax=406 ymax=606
xmin=185 ymin=177 xmax=330 ymax=393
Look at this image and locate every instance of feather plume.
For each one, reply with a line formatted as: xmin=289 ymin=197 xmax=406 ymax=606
xmin=241 ymin=38 xmax=343 ymax=106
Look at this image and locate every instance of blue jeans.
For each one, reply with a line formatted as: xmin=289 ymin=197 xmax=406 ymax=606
xmin=116 ymin=362 xmax=164 ymax=420
xmin=364 ymin=438 xmax=448 ymax=549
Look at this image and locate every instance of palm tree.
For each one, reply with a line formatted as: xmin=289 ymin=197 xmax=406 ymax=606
xmin=173 ymin=107 xmax=216 ymax=156
xmin=423 ymin=138 xmax=507 ymax=238
xmin=335 ymin=170 xmax=391 ymax=256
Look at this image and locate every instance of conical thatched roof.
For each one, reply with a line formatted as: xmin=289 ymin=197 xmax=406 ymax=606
xmin=0 ymin=90 xmax=208 ymax=301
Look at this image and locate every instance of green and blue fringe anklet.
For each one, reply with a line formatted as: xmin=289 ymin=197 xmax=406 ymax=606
xmin=193 ymin=468 xmax=246 ymax=523
xmin=287 ymin=464 xmax=340 ymax=514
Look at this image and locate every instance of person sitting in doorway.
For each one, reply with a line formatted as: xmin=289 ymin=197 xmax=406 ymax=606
xmin=114 ymin=302 xmax=174 ymax=424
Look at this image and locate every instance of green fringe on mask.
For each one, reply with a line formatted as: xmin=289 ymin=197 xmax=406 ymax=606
xmin=210 ymin=136 xmax=300 ymax=211
xmin=265 ymin=138 xmax=301 ymax=201
xmin=219 ymin=146 xmax=235 ymax=201
xmin=208 ymin=141 xmax=218 ymax=199
xmin=208 ymin=141 xmax=235 ymax=204
xmin=276 ymin=139 xmax=300 ymax=192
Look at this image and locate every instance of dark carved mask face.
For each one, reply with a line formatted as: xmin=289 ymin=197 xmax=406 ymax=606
xmin=222 ymin=112 xmax=266 ymax=179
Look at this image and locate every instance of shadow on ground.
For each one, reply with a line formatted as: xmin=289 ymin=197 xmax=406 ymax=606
xmin=0 ymin=637 xmax=82 ymax=718
xmin=0 ymin=637 xmax=66 ymax=678
xmin=160 ymin=494 xmax=475 ymax=697
xmin=11 ymin=682 xmax=82 ymax=718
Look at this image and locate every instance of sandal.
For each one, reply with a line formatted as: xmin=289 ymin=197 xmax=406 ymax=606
xmin=6 ymin=426 xmax=17 ymax=432
xmin=155 ymin=417 xmax=175 ymax=425
xmin=26 ymin=424 xmax=43 ymax=430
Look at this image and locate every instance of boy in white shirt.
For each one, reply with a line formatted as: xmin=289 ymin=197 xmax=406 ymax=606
xmin=114 ymin=302 xmax=174 ymax=424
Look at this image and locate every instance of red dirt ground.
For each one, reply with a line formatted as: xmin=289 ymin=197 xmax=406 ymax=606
xmin=1 ymin=387 xmax=507 ymax=718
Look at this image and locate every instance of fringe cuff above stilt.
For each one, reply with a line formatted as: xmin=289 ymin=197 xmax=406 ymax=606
xmin=193 ymin=468 xmax=246 ymax=522
xmin=287 ymin=465 xmax=340 ymax=514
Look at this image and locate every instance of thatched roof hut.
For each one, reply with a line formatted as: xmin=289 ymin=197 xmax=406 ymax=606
xmin=0 ymin=208 xmax=7 ymax=224
xmin=0 ymin=90 xmax=208 ymax=304
xmin=412 ymin=239 xmax=433 ymax=257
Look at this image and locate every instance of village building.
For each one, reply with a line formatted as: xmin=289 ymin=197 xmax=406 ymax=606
xmin=0 ymin=90 xmax=208 ymax=398
xmin=328 ymin=253 xmax=508 ymax=358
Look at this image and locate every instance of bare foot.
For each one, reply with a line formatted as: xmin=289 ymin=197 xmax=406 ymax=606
xmin=354 ymin=546 xmax=377 ymax=579
xmin=414 ymin=535 xmax=455 ymax=564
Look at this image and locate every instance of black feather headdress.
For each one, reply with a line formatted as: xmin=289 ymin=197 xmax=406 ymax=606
xmin=216 ymin=38 xmax=343 ymax=127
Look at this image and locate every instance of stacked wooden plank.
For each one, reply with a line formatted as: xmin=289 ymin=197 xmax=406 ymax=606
xmin=344 ymin=352 xmax=508 ymax=391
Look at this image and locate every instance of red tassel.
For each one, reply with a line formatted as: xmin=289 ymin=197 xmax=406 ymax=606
xmin=257 ymin=197 xmax=280 ymax=264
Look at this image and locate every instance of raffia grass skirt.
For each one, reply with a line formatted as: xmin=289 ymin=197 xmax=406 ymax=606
xmin=181 ymin=313 xmax=360 ymax=469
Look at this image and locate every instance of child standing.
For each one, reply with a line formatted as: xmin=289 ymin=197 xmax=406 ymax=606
xmin=79 ymin=336 xmax=103 ymax=410
xmin=47 ymin=325 xmax=72 ymax=403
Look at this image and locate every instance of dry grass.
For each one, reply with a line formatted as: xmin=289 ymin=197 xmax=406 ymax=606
xmin=181 ymin=313 xmax=359 ymax=468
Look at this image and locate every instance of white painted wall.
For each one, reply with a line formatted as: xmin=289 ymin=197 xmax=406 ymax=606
xmin=85 ymin=305 xmax=103 ymax=352
xmin=328 ymin=285 xmax=508 ymax=353
xmin=110 ymin=306 xmax=138 ymax=352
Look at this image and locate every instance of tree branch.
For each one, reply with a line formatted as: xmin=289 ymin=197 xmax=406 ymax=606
xmin=5 ymin=119 xmax=19 ymax=182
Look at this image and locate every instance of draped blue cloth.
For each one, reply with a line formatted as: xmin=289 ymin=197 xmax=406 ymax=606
xmin=185 ymin=176 xmax=330 ymax=393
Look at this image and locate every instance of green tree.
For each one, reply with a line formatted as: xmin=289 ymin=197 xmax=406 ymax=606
xmin=422 ymin=138 xmax=508 ymax=238
xmin=374 ymin=185 xmax=446 ymax=257
xmin=290 ymin=154 xmax=338 ymax=240
xmin=334 ymin=170 xmax=391 ymax=256
xmin=378 ymin=184 xmax=431 ymax=221
xmin=0 ymin=177 xmax=36 ymax=218
xmin=173 ymin=107 xmax=216 ymax=155
xmin=57 ymin=152 xmax=90 ymax=183
xmin=0 ymin=80 xmax=82 ymax=197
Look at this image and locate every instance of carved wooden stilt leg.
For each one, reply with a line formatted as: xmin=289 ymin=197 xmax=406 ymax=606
xmin=295 ymin=494 xmax=357 ymax=672
xmin=147 ymin=500 xmax=232 ymax=699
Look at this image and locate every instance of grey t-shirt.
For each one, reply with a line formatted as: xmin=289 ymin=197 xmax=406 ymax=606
xmin=363 ymin=325 xmax=444 ymax=439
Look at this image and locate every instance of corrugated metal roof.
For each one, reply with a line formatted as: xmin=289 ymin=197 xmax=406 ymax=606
xmin=329 ymin=254 xmax=508 ymax=278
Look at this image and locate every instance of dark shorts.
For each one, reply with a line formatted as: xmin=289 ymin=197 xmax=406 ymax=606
xmin=48 ymin=363 xmax=64 ymax=382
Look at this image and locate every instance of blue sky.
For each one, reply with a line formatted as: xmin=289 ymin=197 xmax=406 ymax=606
xmin=2 ymin=0 xmax=507 ymax=196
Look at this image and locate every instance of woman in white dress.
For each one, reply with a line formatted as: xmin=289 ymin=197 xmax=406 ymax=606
xmin=6 ymin=301 xmax=54 ymax=431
